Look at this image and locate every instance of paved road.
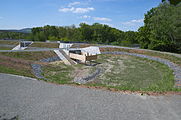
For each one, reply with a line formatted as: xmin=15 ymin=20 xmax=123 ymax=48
xmin=0 ymin=73 xmax=181 ymax=120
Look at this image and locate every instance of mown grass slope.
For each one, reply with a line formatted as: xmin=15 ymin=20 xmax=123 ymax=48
xmin=29 ymin=42 xmax=59 ymax=48
xmin=100 ymin=47 xmax=181 ymax=66
xmin=42 ymin=54 xmax=179 ymax=92
xmin=0 ymin=51 xmax=57 ymax=77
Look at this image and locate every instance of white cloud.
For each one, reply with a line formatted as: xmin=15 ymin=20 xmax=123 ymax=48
xmin=81 ymin=15 xmax=91 ymax=19
xmin=131 ymin=19 xmax=143 ymax=23
xmin=59 ymin=7 xmax=94 ymax=14
xmin=59 ymin=1 xmax=95 ymax=14
xmin=93 ymin=17 xmax=112 ymax=22
xmin=59 ymin=7 xmax=74 ymax=12
xmin=68 ymin=2 xmax=81 ymax=7
xmin=121 ymin=19 xmax=143 ymax=26
xmin=74 ymin=7 xmax=94 ymax=13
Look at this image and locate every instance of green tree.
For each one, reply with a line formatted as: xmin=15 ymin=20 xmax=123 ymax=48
xmin=138 ymin=2 xmax=181 ymax=53
xmin=162 ymin=0 xmax=181 ymax=5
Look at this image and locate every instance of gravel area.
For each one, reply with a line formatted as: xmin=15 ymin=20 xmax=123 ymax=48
xmin=31 ymin=56 xmax=61 ymax=79
xmin=74 ymin=68 xmax=101 ymax=84
xmin=0 ymin=73 xmax=181 ymax=120
xmin=40 ymin=56 xmax=60 ymax=62
xmin=102 ymin=51 xmax=181 ymax=87
xmin=99 ymin=45 xmax=181 ymax=58
xmin=31 ymin=64 xmax=44 ymax=79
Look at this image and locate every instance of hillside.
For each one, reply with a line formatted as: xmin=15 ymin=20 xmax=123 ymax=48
xmin=0 ymin=28 xmax=32 ymax=33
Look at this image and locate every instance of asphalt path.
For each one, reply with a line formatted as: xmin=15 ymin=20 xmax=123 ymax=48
xmin=0 ymin=73 xmax=181 ymax=120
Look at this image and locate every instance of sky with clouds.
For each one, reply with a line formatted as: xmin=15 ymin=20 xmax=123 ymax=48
xmin=0 ymin=0 xmax=161 ymax=31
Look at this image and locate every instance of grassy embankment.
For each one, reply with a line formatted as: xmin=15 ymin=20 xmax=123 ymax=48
xmin=0 ymin=51 xmax=56 ymax=77
xmin=42 ymin=54 xmax=180 ymax=92
xmin=0 ymin=40 xmax=19 ymax=50
xmin=0 ymin=45 xmax=180 ymax=92
xmin=28 ymin=42 xmax=59 ymax=48
xmin=100 ymin=47 xmax=181 ymax=66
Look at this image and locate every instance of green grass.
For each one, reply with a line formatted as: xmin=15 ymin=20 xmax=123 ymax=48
xmin=0 ymin=51 xmax=56 ymax=78
xmin=0 ymin=65 xmax=34 ymax=78
xmin=42 ymin=63 xmax=74 ymax=84
xmin=0 ymin=46 xmax=13 ymax=50
xmin=91 ymin=55 xmax=178 ymax=92
xmin=100 ymin=47 xmax=181 ymax=66
xmin=0 ymin=51 xmax=56 ymax=61
xmin=41 ymin=54 xmax=180 ymax=92
xmin=0 ymin=40 xmax=19 ymax=45
xmin=29 ymin=42 xmax=59 ymax=48
xmin=0 ymin=46 xmax=180 ymax=92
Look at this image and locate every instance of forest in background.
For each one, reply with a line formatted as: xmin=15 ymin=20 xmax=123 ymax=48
xmin=0 ymin=1 xmax=180 ymax=53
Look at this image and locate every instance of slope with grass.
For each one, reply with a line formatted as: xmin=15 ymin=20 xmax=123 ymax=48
xmin=41 ymin=54 xmax=179 ymax=92
xmin=0 ymin=46 xmax=13 ymax=50
xmin=28 ymin=42 xmax=59 ymax=48
xmin=0 ymin=44 xmax=180 ymax=92
xmin=0 ymin=40 xmax=19 ymax=50
xmin=0 ymin=51 xmax=57 ymax=77
xmin=0 ymin=40 xmax=19 ymax=45
xmin=90 ymin=54 xmax=175 ymax=91
xmin=100 ymin=47 xmax=181 ymax=66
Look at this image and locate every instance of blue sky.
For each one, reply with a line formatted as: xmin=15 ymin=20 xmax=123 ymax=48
xmin=0 ymin=0 xmax=161 ymax=31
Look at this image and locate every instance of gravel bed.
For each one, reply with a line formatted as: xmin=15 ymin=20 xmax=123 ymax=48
xmin=31 ymin=56 xmax=61 ymax=79
xmin=99 ymin=45 xmax=181 ymax=58
xmin=102 ymin=51 xmax=181 ymax=87
xmin=31 ymin=64 xmax=44 ymax=79
xmin=74 ymin=68 xmax=101 ymax=84
xmin=40 ymin=56 xmax=60 ymax=62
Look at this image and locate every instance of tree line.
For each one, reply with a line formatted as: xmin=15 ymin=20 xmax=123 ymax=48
xmin=138 ymin=1 xmax=181 ymax=53
xmin=30 ymin=23 xmax=139 ymax=46
xmin=0 ymin=1 xmax=180 ymax=53
xmin=0 ymin=31 xmax=30 ymax=40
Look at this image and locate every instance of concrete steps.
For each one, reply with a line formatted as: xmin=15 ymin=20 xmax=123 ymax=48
xmin=54 ymin=50 xmax=76 ymax=65
xmin=59 ymin=49 xmax=77 ymax=65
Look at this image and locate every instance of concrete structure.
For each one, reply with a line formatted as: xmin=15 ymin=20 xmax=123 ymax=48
xmin=81 ymin=46 xmax=101 ymax=55
xmin=69 ymin=50 xmax=97 ymax=63
xmin=54 ymin=50 xmax=71 ymax=65
xmin=12 ymin=41 xmax=33 ymax=50
xmin=54 ymin=49 xmax=76 ymax=65
xmin=58 ymin=42 xmax=73 ymax=49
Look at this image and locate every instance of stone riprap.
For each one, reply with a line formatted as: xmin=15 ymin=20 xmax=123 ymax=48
xmin=40 ymin=56 xmax=61 ymax=62
xmin=101 ymin=51 xmax=181 ymax=87
xmin=31 ymin=64 xmax=44 ymax=79
xmin=99 ymin=45 xmax=181 ymax=58
xmin=31 ymin=56 xmax=61 ymax=79
xmin=74 ymin=68 xmax=101 ymax=84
